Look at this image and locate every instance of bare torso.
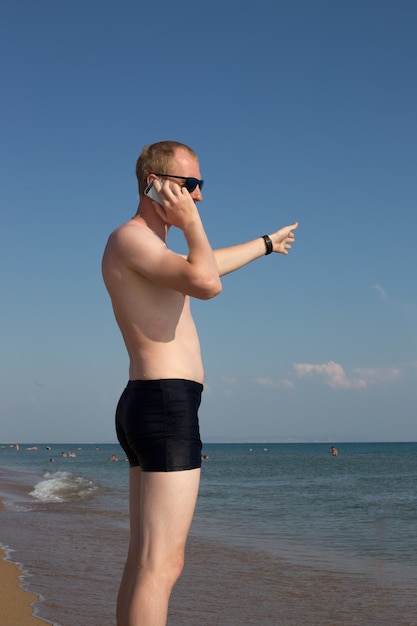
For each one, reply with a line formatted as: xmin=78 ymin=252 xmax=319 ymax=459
xmin=102 ymin=219 xmax=204 ymax=383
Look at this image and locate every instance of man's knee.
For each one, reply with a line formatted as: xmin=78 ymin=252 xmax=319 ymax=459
xmin=141 ymin=547 xmax=185 ymax=590
xmin=165 ymin=549 xmax=185 ymax=587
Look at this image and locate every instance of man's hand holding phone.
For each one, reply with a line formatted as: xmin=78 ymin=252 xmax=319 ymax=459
xmin=144 ymin=179 xmax=163 ymax=205
xmin=144 ymin=179 xmax=201 ymax=231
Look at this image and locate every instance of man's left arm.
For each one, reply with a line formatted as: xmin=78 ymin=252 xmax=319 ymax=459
xmin=214 ymin=222 xmax=298 ymax=277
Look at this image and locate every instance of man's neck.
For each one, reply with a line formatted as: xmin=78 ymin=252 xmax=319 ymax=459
xmin=134 ymin=199 xmax=169 ymax=240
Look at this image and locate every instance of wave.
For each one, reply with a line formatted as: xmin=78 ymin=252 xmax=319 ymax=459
xmin=29 ymin=471 xmax=97 ymax=503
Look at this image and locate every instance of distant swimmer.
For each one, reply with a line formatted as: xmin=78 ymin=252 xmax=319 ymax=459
xmin=331 ymin=446 xmax=338 ymax=457
xmin=110 ymin=455 xmax=119 ymax=461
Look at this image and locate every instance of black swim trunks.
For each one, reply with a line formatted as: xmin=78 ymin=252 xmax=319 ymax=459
xmin=115 ymin=379 xmax=203 ymax=472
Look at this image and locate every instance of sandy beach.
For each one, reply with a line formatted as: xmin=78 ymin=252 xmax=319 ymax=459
xmin=0 ymin=500 xmax=48 ymax=626
xmin=0 ymin=548 xmax=47 ymax=626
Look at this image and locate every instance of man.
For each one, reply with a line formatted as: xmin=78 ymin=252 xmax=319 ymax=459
xmin=102 ymin=140 xmax=298 ymax=626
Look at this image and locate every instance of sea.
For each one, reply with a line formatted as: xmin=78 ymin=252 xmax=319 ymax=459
xmin=1 ymin=441 xmax=416 ymax=626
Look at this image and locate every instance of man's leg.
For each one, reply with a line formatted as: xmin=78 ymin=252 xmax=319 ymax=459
xmin=117 ymin=466 xmax=201 ymax=626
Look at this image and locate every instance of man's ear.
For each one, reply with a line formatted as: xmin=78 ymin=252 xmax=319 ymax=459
xmin=146 ymin=174 xmax=158 ymax=186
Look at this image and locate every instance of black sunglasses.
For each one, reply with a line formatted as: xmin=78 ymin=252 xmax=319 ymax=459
xmin=155 ymin=174 xmax=204 ymax=193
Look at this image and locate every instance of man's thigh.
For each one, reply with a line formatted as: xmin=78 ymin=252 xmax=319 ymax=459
xmin=129 ymin=467 xmax=201 ymax=560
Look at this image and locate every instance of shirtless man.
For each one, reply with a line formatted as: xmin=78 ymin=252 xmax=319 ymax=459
xmin=102 ymin=140 xmax=298 ymax=626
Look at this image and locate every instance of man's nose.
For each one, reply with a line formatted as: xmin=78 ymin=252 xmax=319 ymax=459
xmin=191 ymin=185 xmax=203 ymax=202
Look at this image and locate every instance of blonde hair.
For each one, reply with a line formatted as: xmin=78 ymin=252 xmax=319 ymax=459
xmin=136 ymin=141 xmax=199 ymax=195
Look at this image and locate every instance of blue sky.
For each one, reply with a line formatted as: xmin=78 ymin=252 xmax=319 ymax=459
xmin=1 ymin=0 xmax=416 ymax=443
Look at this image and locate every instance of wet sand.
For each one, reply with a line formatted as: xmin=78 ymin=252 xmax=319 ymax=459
xmin=170 ymin=535 xmax=417 ymax=626
xmin=0 ymin=543 xmax=48 ymax=625
xmin=0 ymin=495 xmax=48 ymax=625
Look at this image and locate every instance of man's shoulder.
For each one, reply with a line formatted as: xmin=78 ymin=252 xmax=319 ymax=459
xmin=107 ymin=218 xmax=151 ymax=249
xmin=111 ymin=217 xmax=143 ymax=236
xmin=103 ymin=218 xmax=168 ymax=274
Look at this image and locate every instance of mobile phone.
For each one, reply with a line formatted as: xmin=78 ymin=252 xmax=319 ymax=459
xmin=144 ymin=180 xmax=163 ymax=205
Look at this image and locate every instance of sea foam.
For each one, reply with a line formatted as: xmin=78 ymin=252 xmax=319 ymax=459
xmin=29 ymin=471 xmax=97 ymax=503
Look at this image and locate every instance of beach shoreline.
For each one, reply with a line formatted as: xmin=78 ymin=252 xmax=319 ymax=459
xmin=0 ymin=526 xmax=49 ymax=626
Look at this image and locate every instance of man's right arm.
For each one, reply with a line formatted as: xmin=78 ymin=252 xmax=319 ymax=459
xmin=106 ymin=218 xmax=222 ymax=301
xmin=139 ymin=181 xmax=222 ymax=299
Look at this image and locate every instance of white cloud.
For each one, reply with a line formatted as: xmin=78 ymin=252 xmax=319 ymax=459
xmin=352 ymin=366 xmax=401 ymax=384
xmin=256 ymin=377 xmax=295 ymax=389
xmin=372 ymin=284 xmax=387 ymax=301
xmin=294 ymin=361 xmax=403 ymax=389
xmin=294 ymin=361 xmax=367 ymax=389
xmin=280 ymin=379 xmax=296 ymax=389
xmin=254 ymin=362 xmax=406 ymax=392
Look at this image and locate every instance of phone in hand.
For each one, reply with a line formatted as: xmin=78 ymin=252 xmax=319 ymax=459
xmin=144 ymin=180 xmax=163 ymax=205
